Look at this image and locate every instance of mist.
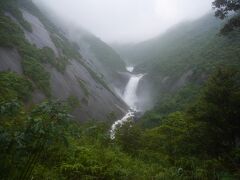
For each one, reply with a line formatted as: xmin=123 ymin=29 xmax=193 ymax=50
xmin=34 ymin=0 xmax=213 ymax=43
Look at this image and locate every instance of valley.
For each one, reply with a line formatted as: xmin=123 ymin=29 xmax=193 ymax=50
xmin=0 ymin=0 xmax=240 ymax=179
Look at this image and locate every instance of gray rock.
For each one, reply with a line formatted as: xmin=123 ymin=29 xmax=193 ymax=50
xmin=47 ymin=59 xmax=128 ymax=120
xmin=1 ymin=8 xmax=128 ymax=121
xmin=0 ymin=48 xmax=22 ymax=74
xmin=170 ymin=70 xmax=193 ymax=91
xmin=21 ymin=9 xmax=59 ymax=56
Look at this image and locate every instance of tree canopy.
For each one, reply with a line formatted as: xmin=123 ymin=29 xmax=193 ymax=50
xmin=213 ymin=0 xmax=240 ymax=33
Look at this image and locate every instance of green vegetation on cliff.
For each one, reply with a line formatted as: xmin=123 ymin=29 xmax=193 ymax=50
xmin=0 ymin=9 xmax=51 ymax=95
xmin=0 ymin=0 xmax=240 ymax=179
xmin=82 ymin=35 xmax=126 ymax=72
xmin=0 ymin=72 xmax=32 ymax=102
xmin=0 ymin=0 xmax=113 ymax=97
xmin=0 ymin=0 xmax=32 ymax=32
xmin=1 ymin=67 xmax=240 ymax=179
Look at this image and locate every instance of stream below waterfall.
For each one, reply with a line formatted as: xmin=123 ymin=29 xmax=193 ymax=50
xmin=110 ymin=66 xmax=145 ymax=139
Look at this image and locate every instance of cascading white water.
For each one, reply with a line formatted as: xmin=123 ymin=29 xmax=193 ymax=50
xmin=123 ymin=74 xmax=145 ymax=111
xmin=126 ymin=66 xmax=134 ymax=72
xmin=110 ymin=111 xmax=134 ymax=139
xmin=110 ymin=66 xmax=144 ymax=139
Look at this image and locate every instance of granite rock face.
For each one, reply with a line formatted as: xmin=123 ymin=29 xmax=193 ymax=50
xmin=0 ymin=5 xmax=128 ymax=121
xmin=0 ymin=48 xmax=22 ymax=74
xmin=21 ymin=9 xmax=59 ymax=56
xmin=47 ymin=59 xmax=127 ymax=120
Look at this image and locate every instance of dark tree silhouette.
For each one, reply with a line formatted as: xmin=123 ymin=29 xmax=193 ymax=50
xmin=213 ymin=0 xmax=240 ymax=19
xmin=213 ymin=0 xmax=240 ymax=33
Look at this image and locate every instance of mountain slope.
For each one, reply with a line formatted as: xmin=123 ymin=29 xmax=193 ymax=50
xmin=114 ymin=13 xmax=240 ymax=108
xmin=61 ymin=26 xmax=128 ymax=91
xmin=0 ymin=0 xmax=128 ymax=120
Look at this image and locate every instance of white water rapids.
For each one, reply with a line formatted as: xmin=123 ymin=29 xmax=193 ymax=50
xmin=126 ymin=66 xmax=134 ymax=72
xmin=123 ymin=74 xmax=145 ymax=111
xmin=110 ymin=66 xmax=144 ymax=139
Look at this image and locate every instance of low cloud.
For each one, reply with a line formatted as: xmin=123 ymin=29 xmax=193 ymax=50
xmin=34 ymin=0 xmax=213 ymax=43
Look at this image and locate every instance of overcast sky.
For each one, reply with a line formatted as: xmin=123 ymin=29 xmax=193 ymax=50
xmin=34 ymin=0 xmax=213 ymax=43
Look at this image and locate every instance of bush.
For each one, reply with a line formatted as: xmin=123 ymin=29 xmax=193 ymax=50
xmin=0 ymin=72 xmax=32 ymax=102
xmin=22 ymin=57 xmax=50 ymax=96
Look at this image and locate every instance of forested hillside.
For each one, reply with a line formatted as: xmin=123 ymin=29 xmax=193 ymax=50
xmin=114 ymin=13 xmax=240 ymax=108
xmin=2 ymin=68 xmax=240 ymax=179
xmin=1 ymin=0 xmax=240 ymax=179
xmin=112 ymin=9 xmax=240 ymax=179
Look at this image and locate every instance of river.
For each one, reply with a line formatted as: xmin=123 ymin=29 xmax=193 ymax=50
xmin=110 ymin=66 xmax=144 ymax=139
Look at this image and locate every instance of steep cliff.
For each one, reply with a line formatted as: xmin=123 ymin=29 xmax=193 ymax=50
xmin=0 ymin=0 xmax=128 ymax=120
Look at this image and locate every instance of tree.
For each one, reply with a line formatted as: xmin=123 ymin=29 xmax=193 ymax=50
xmin=189 ymin=67 xmax=240 ymax=156
xmin=213 ymin=0 xmax=240 ymax=33
xmin=114 ymin=121 xmax=142 ymax=154
xmin=143 ymin=112 xmax=201 ymax=160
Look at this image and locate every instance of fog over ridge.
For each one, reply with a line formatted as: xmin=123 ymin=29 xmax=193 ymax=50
xmin=34 ymin=0 xmax=213 ymax=43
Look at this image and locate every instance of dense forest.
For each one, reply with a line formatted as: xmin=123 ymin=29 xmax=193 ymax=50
xmin=2 ymin=67 xmax=240 ymax=179
xmin=1 ymin=0 xmax=240 ymax=179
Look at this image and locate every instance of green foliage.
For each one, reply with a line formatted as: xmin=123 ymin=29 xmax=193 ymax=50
xmin=51 ymin=34 xmax=81 ymax=60
xmin=140 ymin=84 xmax=201 ymax=129
xmin=51 ymin=30 xmax=113 ymax=91
xmin=0 ymin=101 xmax=159 ymax=179
xmin=0 ymin=0 xmax=80 ymax=98
xmin=188 ymin=67 xmax=240 ymax=157
xmin=77 ymin=79 xmax=90 ymax=97
xmin=0 ymin=100 xmax=26 ymax=179
xmin=0 ymin=72 xmax=32 ymax=102
xmin=213 ymin=0 xmax=240 ymax=20
xmin=83 ymin=35 xmax=126 ymax=72
xmin=115 ymin=121 xmax=143 ymax=154
xmin=0 ymin=99 xmax=22 ymax=117
xmin=0 ymin=11 xmax=52 ymax=96
xmin=80 ymin=61 xmax=114 ymax=93
xmin=122 ymin=14 xmax=240 ymax=106
xmin=107 ymin=111 xmax=117 ymax=121
xmin=0 ymin=15 xmax=24 ymax=47
xmin=1 ymin=1 xmax=240 ymax=179
xmin=1 ymin=0 xmax=115 ymax=97
xmin=67 ymin=95 xmax=80 ymax=110
xmin=22 ymin=57 xmax=50 ymax=96
xmin=55 ymin=56 xmax=69 ymax=73
xmin=38 ymin=47 xmax=69 ymax=73
xmin=137 ymin=67 xmax=240 ymax=178
xmin=0 ymin=100 xmax=71 ymax=179
xmin=220 ymin=15 xmax=240 ymax=34
xmin=0 ymin=0 xmax=32 ymax=32
xmin=1 ymin=67 xmax=240 ymax=179
xmin=39 ymin=47 xmax=55 ymax=64
xmin=143 ymin=112 xmax=200 ymax=158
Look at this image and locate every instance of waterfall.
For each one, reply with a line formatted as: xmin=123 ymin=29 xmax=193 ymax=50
xmin=123 ymin=74 xmax=145 ymax=111
xmin=126 ymin=66 xmax=134 ymax=72
xmin=110 ymin=66 xmax=144 ymax=139
xmin=110 ymin=111 xmax=134 ymax=139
